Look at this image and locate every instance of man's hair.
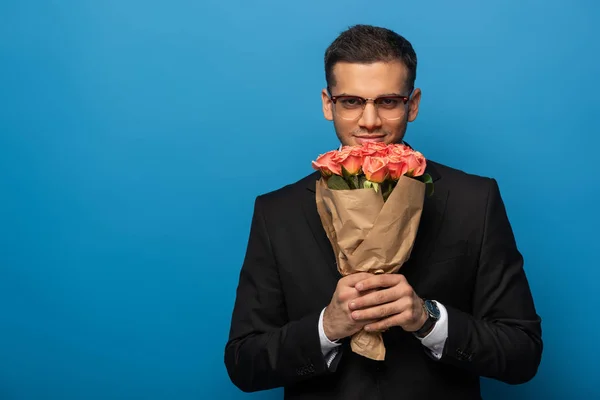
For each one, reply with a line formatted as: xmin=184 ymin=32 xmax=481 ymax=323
xmin=324 ymin=25 xmax=417 ymax=90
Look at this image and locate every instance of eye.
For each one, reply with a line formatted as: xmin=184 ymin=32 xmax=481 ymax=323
xmin=376 ymin=97 xmax=401 ymax=108
xmin=338 ymin=97 xmax=363 ymax=108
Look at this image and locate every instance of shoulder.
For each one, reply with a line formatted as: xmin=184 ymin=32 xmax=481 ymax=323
xmin=253 ymin=171 xmax=319 ymax=209
xmin=428 ymin=160 xmax=507 ymax=223
xmin=428 ymin=160 xmax=497 ymax=194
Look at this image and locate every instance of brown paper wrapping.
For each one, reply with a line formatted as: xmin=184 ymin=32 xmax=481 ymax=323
xmin=315 ymin=175 xmax=425 ymax=361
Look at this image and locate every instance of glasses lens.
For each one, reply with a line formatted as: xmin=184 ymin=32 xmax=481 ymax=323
xmin=334 ymin=96 xmax=364 ymax=120
xmin=375 ymin=97 xmax=405 ymax=120
xmin=333 ymin=95 xmax=407 ymax=120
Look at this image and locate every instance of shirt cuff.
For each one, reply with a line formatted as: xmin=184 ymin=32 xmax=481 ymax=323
xmin=318 ymin=307 xmax=342 ymax=355
xmin=318 ymin=307 xmax=342 ymax=367
xmin=415 ymin=300 xmax=448 ymax=359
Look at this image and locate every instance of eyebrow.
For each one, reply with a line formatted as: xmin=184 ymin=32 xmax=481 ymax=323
xmin=335 ymin=92 xmax=405 ymax=97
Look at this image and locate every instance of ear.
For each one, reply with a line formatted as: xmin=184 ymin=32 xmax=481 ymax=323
xmin=407 ymin=88 xmax=421 ymax=122
xmin=322 ymin=88 xmax=334 ymax=121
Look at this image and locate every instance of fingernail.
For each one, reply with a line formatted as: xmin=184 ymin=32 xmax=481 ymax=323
xmin=365 ymin=325 xmax=372 ymax=331
xmin=352 ymin=312 xmax=360 ymax=319
xmin=349 ymin=302 xmax=356 ymax=309
xmin=356 ymin=283 xmax=363 ymax=290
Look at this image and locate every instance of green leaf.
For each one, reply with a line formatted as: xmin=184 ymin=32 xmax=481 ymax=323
xmin=358 ymin=175 xmax=367 ymax=188
xmin=382 ymin=181 xmax=394 ymax=202
xmin=421 ymin=173 xmax=434 ymax=197
xmin=341 ymin=165 xmax=361 ymax=189
xmin=426 ymin=182 xmax=434 ymax=197
xmin=327 ymin=175 xmax=351 ymax=190
xmin=364 ymin=180 xmax=380 ymax=192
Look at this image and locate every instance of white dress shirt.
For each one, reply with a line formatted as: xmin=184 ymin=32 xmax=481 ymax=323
xmin=318 ymin=301 xmax=448 ymax=367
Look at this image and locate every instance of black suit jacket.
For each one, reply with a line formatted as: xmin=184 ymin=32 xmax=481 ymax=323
xmin=225 ymin=161 xmax=543 ymax=399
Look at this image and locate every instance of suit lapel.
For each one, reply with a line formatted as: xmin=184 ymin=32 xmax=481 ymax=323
xmin=401 ymin=142 xmax=448 ymax=263
xmin=406 ymin=162 xmax=448 ymax=265
xmin=302 ymin=173 xmax=341 ymax=280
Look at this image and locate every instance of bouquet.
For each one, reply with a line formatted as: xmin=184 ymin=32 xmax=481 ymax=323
xmin=312 ymin=142 xmax=433 ymax=361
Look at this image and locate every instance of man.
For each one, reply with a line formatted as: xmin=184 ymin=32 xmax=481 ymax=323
xmin=224 ymin=24 xmax=542 ymax=399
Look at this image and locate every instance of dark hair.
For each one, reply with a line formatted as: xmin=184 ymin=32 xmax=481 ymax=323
xmin=324 ymin=25 xmax=417 ymax=90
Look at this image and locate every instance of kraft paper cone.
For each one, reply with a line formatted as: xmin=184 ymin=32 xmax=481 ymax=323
xmin=351 ymin=329 xmax=386 ymax=360
xmin=315 ymin=175 xmax=425 ymax=361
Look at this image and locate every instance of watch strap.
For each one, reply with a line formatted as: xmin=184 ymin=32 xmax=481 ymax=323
xmin=415 ymin=300 xmax=438 ymax=338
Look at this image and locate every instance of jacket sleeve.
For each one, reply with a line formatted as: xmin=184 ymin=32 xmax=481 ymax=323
xmin=440 ymin=178 xmax=543 ymax=384
xmin=224 ymin=196 xmax=335 ymax=392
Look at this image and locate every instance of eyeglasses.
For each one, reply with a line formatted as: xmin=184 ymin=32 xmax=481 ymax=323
xmin=329 ymin=89 xmax=413 ymax=121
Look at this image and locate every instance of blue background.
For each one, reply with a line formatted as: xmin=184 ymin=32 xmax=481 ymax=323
xmin=1 ymin=1 xmax=598 ymax=399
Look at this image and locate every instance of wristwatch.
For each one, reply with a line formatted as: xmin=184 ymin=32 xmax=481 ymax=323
xmin=414 ymin=299 xmax=440 ymax=338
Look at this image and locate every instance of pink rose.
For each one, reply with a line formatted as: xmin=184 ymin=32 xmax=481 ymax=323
xmin=334 ymin=146 xmax=364 ymax=175
xmin=360 ymin=142 xmax=389 ymax=157
xmin=404 ymin=151 xmax=427 ymax=177
xmin=362 ymin=156 xmax=389 ymax=183
xmin=387 ymin=154 xmax=409 ymax=180
xmin=387 ymin=143 xmax=412 ymax=157
xmin=311 ymin=150 xmax=342 ymax=176
xmin=387 ymin=145 xmax=427 ymax=177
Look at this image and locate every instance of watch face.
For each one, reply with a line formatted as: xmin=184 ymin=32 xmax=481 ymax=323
xmin=425 ymin=300 xmax=441 ymax=319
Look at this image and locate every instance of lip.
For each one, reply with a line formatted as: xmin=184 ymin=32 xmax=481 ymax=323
xmin=355 ymin=136 xmax=386 ymax=144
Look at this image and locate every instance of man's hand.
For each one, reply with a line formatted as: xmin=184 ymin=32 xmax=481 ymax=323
xmin=348 ymin=274 xmax=427 ymax=333
xmin=323 ymin=272 xmax=378 ymax=341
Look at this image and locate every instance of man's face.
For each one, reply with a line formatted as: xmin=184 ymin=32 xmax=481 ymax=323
xmin=321 ymin=61 xmax=421 ymax=146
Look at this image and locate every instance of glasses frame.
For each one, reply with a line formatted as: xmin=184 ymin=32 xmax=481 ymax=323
xmin=327 ymin=87 xmax=414 ymax=121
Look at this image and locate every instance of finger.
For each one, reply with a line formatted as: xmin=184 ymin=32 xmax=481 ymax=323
xmin=351 ymin=300 xmax=404 ymax=321
xmin=364 ymin=313 xmax=406 ymax=332
xmin=363 ymin=302 xmax=424 ymax=332
xmin=356 ymin=274 xmax=406 ymax=292
xmin=349 ymin=288 xmax=410 ymax=311
xmin=340 ymin=272 xmax=374 ymax=288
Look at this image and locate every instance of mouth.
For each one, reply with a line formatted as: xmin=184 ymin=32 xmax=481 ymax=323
xmin=354 ymin=135 xmax=386 ymax=144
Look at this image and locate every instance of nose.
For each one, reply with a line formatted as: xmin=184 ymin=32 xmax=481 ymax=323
xmin=358 ymin=102 xmax=382 ymax=131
